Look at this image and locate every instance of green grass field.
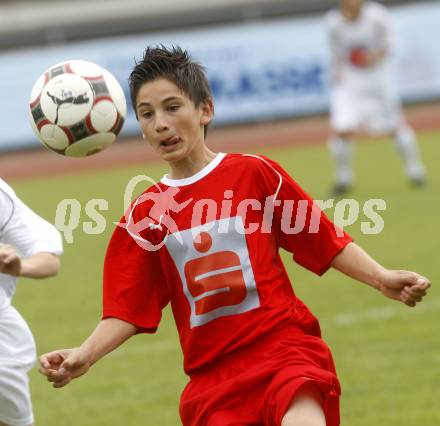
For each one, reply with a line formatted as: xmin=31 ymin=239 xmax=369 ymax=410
xmin=11 ymin=130 xmax=440 ymax=425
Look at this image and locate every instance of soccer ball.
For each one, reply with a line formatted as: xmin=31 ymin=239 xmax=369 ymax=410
xmin=28 ymin=60 xmax=127 ymax=157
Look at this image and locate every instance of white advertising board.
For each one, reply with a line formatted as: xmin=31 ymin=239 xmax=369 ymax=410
xmin=0 ymin=1 xmax=439 ymax=150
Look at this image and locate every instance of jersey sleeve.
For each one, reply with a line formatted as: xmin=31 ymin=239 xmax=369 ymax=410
xmin=250 ymin=155 xmax=353 ymax=276
xmin=102 ymin=217 xmax=170 ymax=334
xmin=0 ymin=194 xmax=63 ymax=258
xmin=324 ymin=10 xmax=343 ymax=61
xmin=370 ymin=2 xmax=393 ymax=52
xmin=0 ymin=189 xmax=14 ymax=233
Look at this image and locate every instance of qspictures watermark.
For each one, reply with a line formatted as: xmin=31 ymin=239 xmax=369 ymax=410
xmin=54 ymin=175 xmax=386 ymax=246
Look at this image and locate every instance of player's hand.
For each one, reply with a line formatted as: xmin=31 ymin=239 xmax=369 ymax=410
xmin=378 ymin=270 xmax=431 ymax=307
xmin=349 ymin=47 xmax=387 ymax=68
xmin=349 ymin=47 xmax=369 ymax=68
xmin=0 ymin=244 xmax=21 ymax=277
xmin=39 ymin=347 xmax=93 ymax=388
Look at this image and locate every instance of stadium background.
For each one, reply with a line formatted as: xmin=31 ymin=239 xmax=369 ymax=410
xmin=0 ymin=0 xmax=439 ymax=424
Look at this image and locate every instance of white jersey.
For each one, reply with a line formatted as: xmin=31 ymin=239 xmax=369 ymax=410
xmin=0 ymin=178 xmax=63 ymax=311
xmin=325 ymin=1 xmax=393 ymax=87
xmin=325 ymin=2 xmax=403 ymax=133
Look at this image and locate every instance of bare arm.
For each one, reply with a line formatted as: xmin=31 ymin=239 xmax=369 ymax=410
xmin=331 ymin=242 xmax=430 ymax=307
xmin=39 ymin=318 xmax=137 ymax=388
xmin=0 ymin=244 xmax=60 ymax=278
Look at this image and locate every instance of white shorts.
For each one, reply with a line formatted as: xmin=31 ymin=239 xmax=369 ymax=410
xmin=0 ymin=305 xmax=36 ymax=426
xmin=330 ymin=81 xmax=403 ymax=135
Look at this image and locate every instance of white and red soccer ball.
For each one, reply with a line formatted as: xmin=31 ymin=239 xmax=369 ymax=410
xmin=29 ymin=60 xmax=127 ymax=157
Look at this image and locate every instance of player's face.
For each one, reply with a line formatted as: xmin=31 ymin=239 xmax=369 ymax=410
xmin=340 ymin=0 xmax=364 ymax=20
xmin=135 ymin=78 xmax=213 ymax=164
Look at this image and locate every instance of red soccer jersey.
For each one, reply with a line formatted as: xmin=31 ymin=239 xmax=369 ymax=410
xmin=103 ymin=153 xmax=352 ymax=374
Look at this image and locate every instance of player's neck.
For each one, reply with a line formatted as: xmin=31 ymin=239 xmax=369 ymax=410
xmin=342 ymin=8 xmax=361 ymax=21
xmin=168 ymin=145 xmax=218 ymax=180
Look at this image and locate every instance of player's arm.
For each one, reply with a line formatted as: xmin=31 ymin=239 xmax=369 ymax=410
xmin=39 ymin=318 xmax=137 ymax=388
xmin=330 ymin=242 xmax=430 ymax=307
xmin=326 ymin=20 xmax=344 ymax=83
xmin=363 ymin=6 xmax=392 ymax=67
xmin=324 ymin=11 xmax=361 ymax=80
xmin=0 ymin=244 xmax=60 ymax=278
xmin=40 ymin=211 xmax=171 ymax=388
xmin=0 ymin=190 xmax=63 ymax=278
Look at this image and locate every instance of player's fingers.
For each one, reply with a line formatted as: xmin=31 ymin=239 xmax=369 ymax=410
xmin=42 ymin=368 xmax=66 ymax=382
xmin=0 ymin=244 xmax=13 ymax=254
xmin=402 ymin=285 xmax=427 ymax=298
xmin=39 ymin=350 xmax=71 ymax=372
xmin=402 ymin=298 xmax=416 ymax=308
xmin=38 ymin=364 xmax=64 ymax=377
xmin=415 ymin=277 xmax=430 ymax=288
xmin=400 ymin=291 xmax=417 ymax=307
xmin=407 ymin=292 xmax=423 ymax=302
xmin=410 ymin=287 xmax=427 ymax=298
xmin=59 ymin=355 xmax=79 ymax=373
xmin=38 ymin=366 xmax=53 ymax=377
xmin=39 ymin=352 xmax=64 ymax=367
xmin=401 ymin=290 xmax=426 ymax=306
xmin=399 ymin=272 xmax=425 ymax=286
xmin=59 ymin=352 xmax=87 ymax=375
xmin=0 ymin=245 xmax=15 ymax=255
xmin=407 ymin=276 xmax=431 ymax=288
xmin=39 ymin=357 xmax=51 ymax=370
xmin=2 ymin=252 xmax=18 ymax=264
xmin=405 ymin=295 xmax=424 ymax=305
xmin=53 ymin=377 xmax=72 ymax=388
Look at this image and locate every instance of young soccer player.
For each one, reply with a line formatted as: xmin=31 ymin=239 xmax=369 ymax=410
xmin=0 ymin=178 xmax=62 ymax=426
xmin=325 ymin=0 xmax=427 ymax=195
xmin=39 ymin=46 xmax=430 ymax=426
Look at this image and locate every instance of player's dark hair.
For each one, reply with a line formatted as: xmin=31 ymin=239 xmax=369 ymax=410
xmin=129 ymin=45 xmax=213 ymax=136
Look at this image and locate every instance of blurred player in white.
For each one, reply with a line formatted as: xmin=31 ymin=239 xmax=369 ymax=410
xmin=325 ymin=0 xmax=427 ymax=195
xmin=0 ymin=179 xmax=62 ymax=426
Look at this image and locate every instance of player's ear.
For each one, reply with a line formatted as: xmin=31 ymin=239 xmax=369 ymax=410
xmin=200 ymin=99 xmax=214 ymax=126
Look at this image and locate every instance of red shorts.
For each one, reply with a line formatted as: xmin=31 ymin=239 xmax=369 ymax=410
xmin=179 ymin=326 xmax=340 ymax=426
